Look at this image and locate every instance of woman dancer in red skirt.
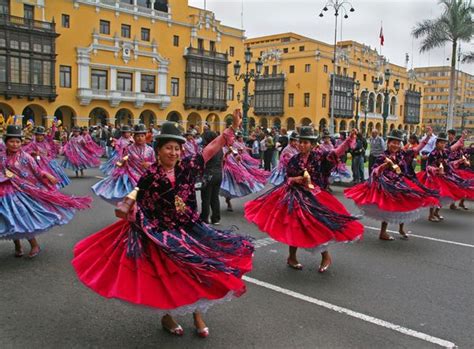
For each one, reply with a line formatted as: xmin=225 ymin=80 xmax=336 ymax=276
xmin=72 ymin=110 xmax=253 ymax=338
xmin=417 ymin=130 xmax=474 ymax=221
xmin=245 ymin=127 xmax=363 ymax=272
xmin=345 ymin=129 xmax=439 ymax=240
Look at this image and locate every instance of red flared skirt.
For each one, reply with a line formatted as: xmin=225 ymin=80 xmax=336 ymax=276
xmin=454 ymin=168 xmax=474 ymax=181
xmin=344 ymin=179 xmax=439 ymax=212
xmin=244 ymin=186 xmax=363 ymax=249
xmin=417 ymin=171 xmax=474 ymax=202
xmin=72 ymin=220 xmax=252 ymax=315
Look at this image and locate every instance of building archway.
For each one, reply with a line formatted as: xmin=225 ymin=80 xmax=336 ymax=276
xmin=206 ymin=113 xmax=221 ymax=132
xmin=339 ymin=120 xmax=347 ymax=132
xmin=390 ymin=123 xmax=395 ymax=131
xmin=404 ymin=124 xmax=409 ymax=132
xmin=375 ymin=94 xmax=383 ymax=114
xmin=318 ymin=118 xmax=327 ymax=132
xmin=166 ymin=111 xmax=182 ymax=123
xmin=301 ymin=117 xmax=312 ymax=127
xmin=273 ymin=117 xmax=281 ymax=129
xmin=139 ymin=110 xmax=156 ymax=127
xmin=368 ymin=92 xmax=375 ymax=113
xmin=398 ymin=124 xmax=403 ymax=130
xmin=389 ymin=96 xmax=397 ymax=115
xmin=22 ymin=104 xmax=47 ymax=127
xmin=224 ymin=114 xmax=233 ymax=128
xmin=415 ymin=126 xmax=420 ymax=135
xmin=260 ymin=117 xmax=268 ymax=129
xmin=0 ymin=103 xmax=15 ymax=125
xmin=89 ymin=107 xmax=109 ymax=127
xmin=375 ymin=122 xmax=382 ymax=132
xmin=55 ymin=106 xmax=76 ymax=130
xmin=187 ymin=112 xmax=202 ymax=132
xmin=116 ymin=108 xmax=133 ymax=126
xmin=359 ymin=121 xmax=366 ymax=133
xmin=286 ymin=117 xmax=295 ymax=131
xmin=367 ymin=122 xmax=374 ymax=134
xmin=349 ymin=120 xmax=355 ymax=130
xmin=249 ymin=117 xmax=256 ymax=130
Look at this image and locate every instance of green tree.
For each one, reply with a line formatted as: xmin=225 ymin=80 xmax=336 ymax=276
xmin=412 ymin=0 xmax=473 ymax=130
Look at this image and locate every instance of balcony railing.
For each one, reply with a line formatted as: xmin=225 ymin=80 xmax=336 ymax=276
xmin=0 ymin=14 xmax=55 ymax=33
xmin=78 ymin=88 xmax=170 ymax=109
xmin=75 ymin=0 xmax=169 ymax=19
xmin=184 ymin=97 xmax=227 ymax=111
xmin=184 ymin=47 xmax=228 ymax=62
xmin=0 ymin=82 xmax=57 ymax=101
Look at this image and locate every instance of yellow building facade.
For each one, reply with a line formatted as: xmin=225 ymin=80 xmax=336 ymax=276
xmin=245 ymin=33 xmax=424 ymax=135
xmin=0 ymin=0 xmax=246 ymax=132
xmin=414 ymin=66 xmax=473 ymax=133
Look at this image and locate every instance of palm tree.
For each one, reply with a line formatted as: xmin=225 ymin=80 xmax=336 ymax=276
xmin=412 ymin=0 xmax=473 ymax=130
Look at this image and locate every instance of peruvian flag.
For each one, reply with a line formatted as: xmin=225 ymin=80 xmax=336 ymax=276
xmin=379 ymin=25 xmax=384 ymax=46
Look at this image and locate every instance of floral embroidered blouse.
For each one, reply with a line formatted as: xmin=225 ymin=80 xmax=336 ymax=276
xmin=136 ymin=154 xmax=205 ymax=231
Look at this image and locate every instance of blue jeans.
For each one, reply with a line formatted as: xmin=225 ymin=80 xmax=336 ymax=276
xmin=352 ymin=154 xmax=365 ymax=182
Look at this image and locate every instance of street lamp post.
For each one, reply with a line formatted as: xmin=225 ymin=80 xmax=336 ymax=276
xmin=353 ymin=79 xmax=360 ymax=129
xmin=372 ymin=68 xmax=400 ymax=139
xmin=233 ymin=46 xmax=263 ymax=137
xmin=319 ymin=0 xmax=355 ymax=135
xmin=362 ymin=88 xmax=369 ymax=137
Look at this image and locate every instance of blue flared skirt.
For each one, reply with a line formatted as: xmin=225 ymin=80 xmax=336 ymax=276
xmin=0 ymin=191 xmax=76 ymax=240
xmin=49 ymin=159 xmax=71 ymax=188
xmin=91 ymin=174 xmax=134 ymax=204
xmin=61 ymin=158 xmax=96 ymax=172
xmin=100 ymin=155 xmax=117 ymax=176
xmin=220 ymin=172 xmax=265 ymax=199
xmin=269 ymin=167 xmax=286 ymax=186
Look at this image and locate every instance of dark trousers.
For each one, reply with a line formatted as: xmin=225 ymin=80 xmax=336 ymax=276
xmin=352 ymin=154 xmax=365 ymax=182
xmin=421 ymin=157 xmax=428 ymax=171
xmin=200 ymin=174 xmax=222 ymax=223
xmin=263 ymin=149 xmax=274 ymax=171
xmin=368 ymin=154 xmax=379 ymax=175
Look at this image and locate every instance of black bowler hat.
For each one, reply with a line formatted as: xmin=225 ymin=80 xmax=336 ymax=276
xmin=436 ymin=132 xmax=448 ymax=142
xmin=72 ymin=126 xmax=81 ymax=132
xmin=121 ymin=125 xmax=132 ymax=133
xmin=321 ymin=130 xmax=331 ymax=139
xmin=387 ymin=129 xmax=404 ymax=141
xmin=33 ymin=126 xmax=47 ymax=135
xmin=298 ymin=126 xmax=317 ymax=141
xmin=290 ymin=132 xmax=299 ymax=140
xmin=4 ymin=125 xmax=23 ymax=139
xmin=155 ymin=122 xmax=186 ymax=144
xmin=133 ymin=124 xmax=147 ymax=134
xmin=236 ymin=131 xmax=243 ymax=137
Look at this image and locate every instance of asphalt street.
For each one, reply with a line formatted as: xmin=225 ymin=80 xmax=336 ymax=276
xmin=0 ymin=166 xmax=472 ymax=349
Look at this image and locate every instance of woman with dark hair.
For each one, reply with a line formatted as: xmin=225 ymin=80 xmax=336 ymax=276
xmin=92 ymin=124 xmax=155 ymax=204
xmin=73 ymin=111 xmax=253 ymax=338
xmin=269 ymin=132 xmax=299 ymax=186
xmin=23 ymin=124 xmax=71 ymax=188
xmin=345 ymin=129 xmax=439 ymax=240
xmin=417 ymin=131 xmax=474 ymax=221
xmin=61 ymin=126 xmax=102 ymax=177
xmin=245 ymin=127 xmax=363 ymax=272
xmin=100 ymin=125 xmax=134 ymax=176
xmin=0 ymin=125 xmax=91 ymax=257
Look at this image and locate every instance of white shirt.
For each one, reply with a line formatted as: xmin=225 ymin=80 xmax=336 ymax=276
xmin=420 ymin=134 xmax=437 ymax=154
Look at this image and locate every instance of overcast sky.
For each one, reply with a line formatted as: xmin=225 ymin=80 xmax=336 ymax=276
xmin=188 ymin=0 xmax=473 ymax=74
